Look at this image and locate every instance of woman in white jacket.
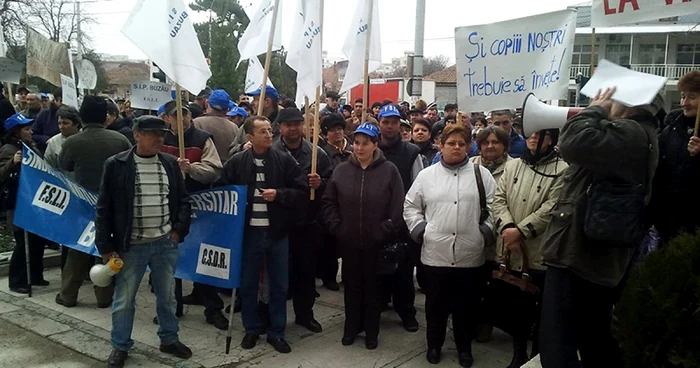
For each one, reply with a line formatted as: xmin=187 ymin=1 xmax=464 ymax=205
xmin=404 ymin=124 xmax=496 ymax=368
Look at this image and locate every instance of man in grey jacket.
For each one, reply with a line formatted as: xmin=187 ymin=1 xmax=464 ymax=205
xmin=538 ymin=88 xmax=661 ymax=368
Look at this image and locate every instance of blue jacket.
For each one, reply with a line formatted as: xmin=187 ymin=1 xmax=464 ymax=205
xmin=32 ymin=107 xmax=60 ymax=152
xmin=508 ymin=128 xmax=527 ymax=158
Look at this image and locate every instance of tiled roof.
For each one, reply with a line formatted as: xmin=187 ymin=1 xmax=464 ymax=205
xmin=425 ymin=64 xmax=456 ymax=84
xmin=104 ymin=62 xmax=150 ymax=86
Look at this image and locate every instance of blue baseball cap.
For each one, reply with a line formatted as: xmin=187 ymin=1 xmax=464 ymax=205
xmin=4 ymin=113 xmax=34 ymax=132
xmin=208 ymin=89 xmax=231 ymax=111
xmin=247 ymin=85 xmax=279 ymax=102
xmin=228 ymin=100 xmax=236 ymax=111
xmin=157 ymin=103 xmax=166 ymax=116
xmin=378 ymin=104 xmax=401 ymax=119
xmin=353 ymin=122 xmax=379 ymax=138
xmin=226 ymin=107 xmax=249 ymax=118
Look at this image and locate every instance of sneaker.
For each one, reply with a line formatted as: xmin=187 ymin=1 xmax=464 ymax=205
xmin=241 ymin=334 xmax=259 ymax=349
xmin=107 ymin=349 xmax=128 ymax=368
xmin=266 ymin=337 xmax=291 ymax=353
xmin=159 ymin=341 xmax=192 ymax=359
xmin=206 ymin=311 xmax=229 ymax=331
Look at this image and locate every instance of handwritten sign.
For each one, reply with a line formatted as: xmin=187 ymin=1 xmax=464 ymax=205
xmin=591 ymin=0 xmax=700 ymax=27
xmin=0 ymin=57 xmax=23 ymax=84
xmin=455 ymin=9 xmax=576 ymax=112
xmin=60 ymin=74 xmax=78 ymax=109
xmin=76 ymin=59 xmax=97 ymax=90
xmin=580 ymin=59 xmax=667 ymax=107
xmin=130 ymin=81 xmax=172 ymax=110
xmin=26 ymin=28 xmax=72 ymax=86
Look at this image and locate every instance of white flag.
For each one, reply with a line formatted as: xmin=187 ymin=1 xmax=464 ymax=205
xmin=0 ymin=25 xmax=7 ymax=57
xmin=286 ymin=0 xmax=323 ymax=105
xmin=245 ymin=56 xmax=275 ymax=94
xmin=237 ymin=0 xmax=283 ymax=68
xmin=340 ymin=0 xmax=381 ymax=93
xmin=121 ymin=0 xmax=211 ymax=94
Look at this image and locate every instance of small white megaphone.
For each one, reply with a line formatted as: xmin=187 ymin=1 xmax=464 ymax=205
xmin=521 ymin=93 xmax=583 ymax=137
xmin=90 ymin=257 xmax=124 ymax=287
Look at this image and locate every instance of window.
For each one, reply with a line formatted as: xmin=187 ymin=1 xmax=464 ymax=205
xmin=571 ymin=44 xmax=592 ymax=65
xmin=677 ymin=44 xmax=700 ymax=65
xmin=605 ymin=44 xmax=631 ymax=66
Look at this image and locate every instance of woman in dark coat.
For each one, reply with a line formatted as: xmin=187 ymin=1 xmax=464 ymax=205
xmin=1 ymin=113 xmax=49 ymax=293
xmin=411 ymin=118 xmax=438 ymax=167
xmin=322 ymin=122 xmax=405 ymax=350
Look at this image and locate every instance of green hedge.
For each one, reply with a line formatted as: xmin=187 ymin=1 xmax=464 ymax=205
xmin=615 ymin=232 xmax=700 ymax=368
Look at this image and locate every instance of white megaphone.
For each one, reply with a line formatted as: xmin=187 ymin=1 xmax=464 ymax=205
xmin=90 ymin=257 xmax=124 ymax=287
xmin=521 ymin=93 xmax=583 ymax=137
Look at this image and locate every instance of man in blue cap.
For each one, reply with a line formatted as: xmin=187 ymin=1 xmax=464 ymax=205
xmin=193 ymin=89 xmax=241 ymax=163
xmin=247 ymin=86 xmax=280 ymax=136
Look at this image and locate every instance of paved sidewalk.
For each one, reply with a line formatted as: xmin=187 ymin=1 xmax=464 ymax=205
xmin=0 ymin=267 xmax=531 ymax=367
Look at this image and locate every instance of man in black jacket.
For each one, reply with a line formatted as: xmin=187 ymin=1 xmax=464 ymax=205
xmin=219 ymin=115 xmax=307 ymax=354
xmin=272 ymin=108 xmax=332 ymax=333
xmin=96 ymin=116 xmax=193 ymax=368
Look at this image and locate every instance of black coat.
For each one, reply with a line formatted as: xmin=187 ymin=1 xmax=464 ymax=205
xmin=95 ymin=148 xmax=191 ymax=255
xmin=107 ymin=118 xmax=136 ymax=145
xmin=218 ymin=147 xmax=308 ymax=240
xmin=650 ymin=109 xmax=700 ymax=241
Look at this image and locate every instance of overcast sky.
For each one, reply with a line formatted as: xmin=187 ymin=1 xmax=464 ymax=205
xmin=84 ymin=0 xmax=590 ymax=63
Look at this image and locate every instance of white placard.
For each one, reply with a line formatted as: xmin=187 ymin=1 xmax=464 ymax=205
xmin=455 ymin=9 xmax=576 ymax=113
xmin=60 ymin=74 xmax=78 ymax=109
xmin=591 ymin=0 xmax=700 ymax=28
xmin=580 ymin=59 xmax=667 ymax=107
xmin=26 ymin=28 xmax=72 ymax=86
xmin=129 ymin=81 xmax=172 ymax=110
xmin=76 ymin=59 xmax=97 ymax=90
xmin=196 ymin=243 xmax=230 ymax=280
xmin=0 ymin=57 xmax=24 ymax=84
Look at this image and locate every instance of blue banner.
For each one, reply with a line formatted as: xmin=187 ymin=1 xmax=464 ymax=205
xmin=13 ymin=145 xmax=247 ymax=289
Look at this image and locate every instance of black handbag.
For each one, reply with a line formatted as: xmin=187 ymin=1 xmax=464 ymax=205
xmin=377 ymin=240 xmax=406 ymax=275
xmin=473 ymin=164 xmax=496 ymax=248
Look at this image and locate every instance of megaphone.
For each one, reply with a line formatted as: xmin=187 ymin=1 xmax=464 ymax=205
xmin=521 ymin=93 xmax=583 ymax=137
xmin=90 ymin=257 xmax=124 ymax=287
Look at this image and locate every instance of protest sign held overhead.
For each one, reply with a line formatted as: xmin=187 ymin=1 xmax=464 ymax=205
xmin=591 ymin=0 xmax=700 ymax=27
xmin=0 ymin=57 xmax=24 ymax=84
xmin=244 ymin=56 xmax=275 ymax=94
xmin=236 ymin=0 xmax=283 ymax=68
xmin=121 ymin=0 xmax=211 ymax=94
xmin=60 ymin=74 xmax=78 ymax=109
xmin=455 ymin=9 xmax=576 ymax=113
xmin=340 ymin=0 xmax=381 ymax=93
xmin=130 ymin=81 xmax=173 ymax=110
xmin=286 ymin=0 xmax=323 ymax=104
xmin=25 ymin=28 xmax=72 ymax=86
xmin=580 ymin=59 xmax=667 ymax=107
xmin=75 ymin=59 xmax=97 ymax=90
xmin=13 ymin=144 xmax=247 ymax=289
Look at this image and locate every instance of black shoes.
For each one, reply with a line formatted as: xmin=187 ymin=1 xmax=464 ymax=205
xmin=458 ymin=351 xmax=474 ymax=368
xmin=206 ymin=311 xmax=229 ymax=331
xmin=33 ymin=279 xmax=50 ymax=286
xmin=402 ymin=316 xmax=419 ymax=332
xmin=323 ymin=280 xmax=340 ymax=291
xmin=55 ymin=293 xmax=77 ymax=307
xmin=10 ymin=287 xmax=29 ymax=294
xmin=427 ymin=348 xmax=441 ymax=364
xmin=97 ymin=301 xmax=112 ymax=309
xmin=181 ymin=293 xmax=204 ymax=306
xmin=160 ymin=341 xmax=192 ymax=359
xmin=295 ymin=318 xmax=322 ymax=333
xmin=341 ymin=336 xmax=355 ymax=346
xmin=107 ymin=349 xmax=128 ymax=368
xmin=224 ymin=298 xmax=242 ymax=314
xmin=365 ymin=339 xmax=378 ymax=350
xmin=241 ymin=334 xmax=259 ymax=349
xmin=266 ymin=337 xmax=292 ymax=353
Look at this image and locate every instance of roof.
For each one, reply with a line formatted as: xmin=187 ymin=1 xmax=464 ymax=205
xmin=104 ymin=62 xmax=150 ymax=86
xmin=425 ymin=65 xmax=456 ymax=84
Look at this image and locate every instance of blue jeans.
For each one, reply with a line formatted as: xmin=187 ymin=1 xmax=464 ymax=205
xmin=240 ymin=228 xmax=289 ymax=339
xmin=111 ymin=237 xmax=180 ymax=351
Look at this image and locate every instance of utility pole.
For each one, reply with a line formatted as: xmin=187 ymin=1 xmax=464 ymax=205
xmin=411 ymin=0 xmax=426 ymax=99
xmin=75 ymin=0 xmax=85 ymax=96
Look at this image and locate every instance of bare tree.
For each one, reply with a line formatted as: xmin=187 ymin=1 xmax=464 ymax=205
xmin=423 ymin=54 xmax=450 ymax=77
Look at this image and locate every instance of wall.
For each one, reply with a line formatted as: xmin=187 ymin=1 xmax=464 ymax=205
xmin=434 ymin=84 xmax=458 ymax=110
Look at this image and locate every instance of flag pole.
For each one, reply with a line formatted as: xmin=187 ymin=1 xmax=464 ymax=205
xmin=310 ymin=0 xmax=324 ymax=201
xmin=175 ymin=84 xmax=185 ymax=159
xmin=257 ymin=0 xmax=281 ymax=116
xmin=305 ymin=96 xmax=311 ymax=140
xmin=360 ymin=0 xmax=374 ymax=124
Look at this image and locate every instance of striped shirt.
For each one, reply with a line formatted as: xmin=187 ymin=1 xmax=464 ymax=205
xmin=131 ymin=154 xmax=171 ymax=242
xmin=250 ymin=157 xmax=270 ymax=227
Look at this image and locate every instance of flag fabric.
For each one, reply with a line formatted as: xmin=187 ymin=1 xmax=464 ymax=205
xmin=244 ymin=56 xmax=275 ymax=94
xmin=121 ymin=0 xmax=211 ymax=94
xmin=237 ymin=0 xmax=283 ymax=68
xmin=286 ymin=0 xmax=323 ymax=105
xmin=340 ymin=0 xmax=381 ymax=93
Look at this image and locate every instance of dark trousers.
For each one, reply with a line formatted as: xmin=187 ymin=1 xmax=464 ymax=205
xmin=190 ymin=282 xmax=224 ymax=317
xmin=342 ymin=247 xmax=382 ymax=341
xmin=317 ymin=232 xmax=339 ymax=283
xmin=539 ymin=267 xmax=624 ymax=368
xmin=9 ymin=230 xmax=46 ymax=289
xmin=61 ymin=248 xmax=113 ymax=305
xmin=60 ymin=245 xmax=69 ymax=270
xmin=382 ymin=251 xmax=416 ymax=320
xmin=423 ymin=265 xmax=483 ymax=352
xmin=289 ymin=223 xmax=318 ymax=322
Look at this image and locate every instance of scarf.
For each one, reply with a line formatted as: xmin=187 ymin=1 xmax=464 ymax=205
xmin=480 ymin=154 xmax=508 ymax=173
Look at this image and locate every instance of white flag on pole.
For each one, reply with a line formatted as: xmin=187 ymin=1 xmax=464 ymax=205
xmin=245 ymin=56 xmax=275 ymax=94
xmin=286 ymin=0 xmax=323 ymax=106
xmin=0 ymin=25 xmax=7 ymax=57
xmin=340 ymin=0 xmax=381 ymax=93
xmin=121 ymin=0 xmax=211 ymax=94
xmin=237 ymin=0 xmax=283 ymax=68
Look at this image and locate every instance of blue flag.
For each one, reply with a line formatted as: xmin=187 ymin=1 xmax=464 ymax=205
xmin=13 ymin=145 xmax=247 ymax=289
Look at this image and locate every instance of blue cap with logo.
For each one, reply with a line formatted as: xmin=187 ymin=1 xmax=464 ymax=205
xmin=247 ymin=85 xmax=279 ymax=102
xmin=353 ymin=122 xmax=379 ymax=138
xmin=157 ymin=103 xmax=166 ymax=116
xmin=4 ymin=113 xmax=34 ymax=132
xmin=378 ymin=104 xmax=401 ymax=119
xmin=226 ymin=106 xmax=249 ymax=118
xmin=208 ymin=89 xmax=231 ymax=111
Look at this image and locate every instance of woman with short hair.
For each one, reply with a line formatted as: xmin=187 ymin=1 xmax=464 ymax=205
xmin=471 ymin=126 xmax=512 ymax=183
xmin=45 ymin=105 xmax=82 ymax=172
xmin=411 ymin=118 xmax=437 ymax=167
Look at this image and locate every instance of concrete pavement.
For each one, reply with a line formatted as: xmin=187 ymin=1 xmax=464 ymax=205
xmin=0 ymin=267 xmax=533 ymax=367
